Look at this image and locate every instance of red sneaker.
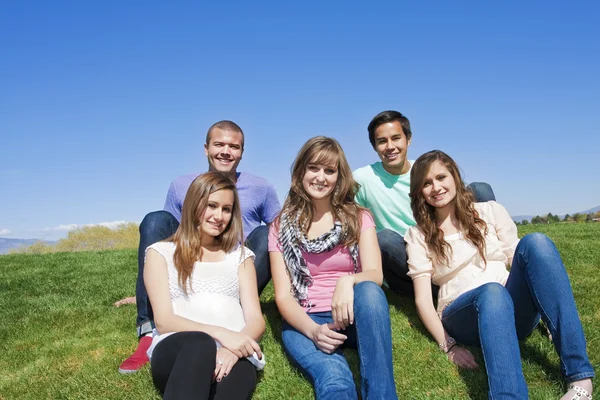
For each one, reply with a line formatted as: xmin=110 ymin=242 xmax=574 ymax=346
xmin=118 ymin=336 xmax=152 ymax=374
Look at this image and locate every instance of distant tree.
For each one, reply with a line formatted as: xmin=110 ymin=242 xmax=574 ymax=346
xmin=521 ymin=219 xmax=529 ymax=226
xmin=531 ymin=215 xmax=542 ymax=224
xmin=546 ymin=213 xmax=560 ymax=223
xmin=594 ymin=211 xmax=600 ymax=219
xmin=586 ymin=213 xmax=593 ymax=222
xmin=563 ymin=214 xmax=571 ymax=222
xmin=573 ymin=213 xmax=586 ymax=223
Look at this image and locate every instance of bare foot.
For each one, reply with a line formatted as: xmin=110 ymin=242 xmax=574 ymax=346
xmin=561 ymin=378 xmax=593 ymax=400
xmin=114 ymin=296 xmax=136 ymax=307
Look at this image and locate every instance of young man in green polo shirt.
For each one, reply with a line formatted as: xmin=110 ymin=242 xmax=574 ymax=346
xmin=353 ymin=110 xmax=495 ymax=295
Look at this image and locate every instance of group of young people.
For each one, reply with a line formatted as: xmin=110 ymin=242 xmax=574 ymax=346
xmin=116 ymin=112 xmax=594 ymax=400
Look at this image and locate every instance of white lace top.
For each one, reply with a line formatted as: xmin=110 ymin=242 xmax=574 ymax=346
xmin=145 ymin=241 xmax=265 ymax=369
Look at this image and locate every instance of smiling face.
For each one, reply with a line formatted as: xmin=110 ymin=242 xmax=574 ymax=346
xmin=421 ymin=160 xmax=457 ymax=210
xmin=373 ymin=121 xmax=411 ymax=175
xmin=302 ymin=159 xmax=339 ymax=202
xmin=204 ymin=128 xmax=244 ymax=175
xmin=199 ymin=189 xmax=234 ymax=238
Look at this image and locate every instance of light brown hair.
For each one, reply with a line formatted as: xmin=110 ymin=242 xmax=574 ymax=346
xmin=410 ymin=150 xmax=487 ymax=265
xmin=276 ymin=136 xmax=367 ymax=246
xmin=169 ymin=171 xmax=243 ymax=293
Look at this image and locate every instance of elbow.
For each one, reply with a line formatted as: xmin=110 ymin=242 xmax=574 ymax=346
xmin=154 ymin=317 xmax=168 ymax=335
xmin=367 ymin=270 xmax=384 ymax=287
xmin=374 ymin=270 xmax=384 ymax=286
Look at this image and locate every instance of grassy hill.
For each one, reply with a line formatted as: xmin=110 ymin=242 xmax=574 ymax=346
xmin=0 ymin=223 xmax=598 ymax=399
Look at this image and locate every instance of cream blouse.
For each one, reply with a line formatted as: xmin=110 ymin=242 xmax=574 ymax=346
xmin=405 ymin=201 xmax=520 ymax=316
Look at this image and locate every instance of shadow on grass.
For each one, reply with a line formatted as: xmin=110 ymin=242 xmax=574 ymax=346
xmin=520 ymin=325 xmax=563 ymax=382
xmin=384 ymin=287 xmax=432 ymax=339
xmin=385 ymin=287 xmax=491 ymax=399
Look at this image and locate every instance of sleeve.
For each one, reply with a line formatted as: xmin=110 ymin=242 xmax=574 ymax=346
xmin=144 ymin=242 xmax=173 ymax=265
xmin=405 ymin=227 xmax=434 ymax=279
xmin=489 ymin=201 xmax=519 ymax=264
xmin=353 ymin=172 xmax=367 ymax=208
xmin=261 ymin=183 xmax=281 ymax=224
xmin=236 ymin=246 xmax=256 ymax=266
xmin=360 ymin=210 xmax=375 ymax=233
xmin=267 ymin=223 xmax=283 ymax=252
xmin=163 ymin=181 xmax=182 ymax=222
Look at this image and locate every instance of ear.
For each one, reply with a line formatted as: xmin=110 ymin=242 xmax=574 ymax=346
xmin=204 ymin=143 xmax=209 ymax=157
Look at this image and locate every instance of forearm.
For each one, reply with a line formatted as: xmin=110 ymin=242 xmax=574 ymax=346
xmin=276 ymin=296 xmax=319 ymax=338
xmin=415 ymin=301 xmax=452 ymax=345
xmin=351 ymin=269 xmax=383 ymax=286
xmin=240 ymin=316 xmax=265 ymax=342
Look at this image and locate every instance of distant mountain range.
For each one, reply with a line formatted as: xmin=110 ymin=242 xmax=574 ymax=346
xmin=511 ymin=205 xmax=600 ymax=223
xmin=0 ymin=238 xmax=57 ymax=255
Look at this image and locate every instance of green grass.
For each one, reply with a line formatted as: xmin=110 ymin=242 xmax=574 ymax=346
xmin=1 ymin=224 xmax=598 ymax=399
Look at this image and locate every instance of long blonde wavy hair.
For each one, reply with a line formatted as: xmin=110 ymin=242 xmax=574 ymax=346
xmin=276 ymin=136 xmax=367 ymax=246
xmin=409 ymin=150 xmax=488 ymax=265
xmin=169 ymin=171 xmax=243 ymax=293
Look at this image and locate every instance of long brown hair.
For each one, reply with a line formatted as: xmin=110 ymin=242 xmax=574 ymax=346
xmin=409 ymin=150 xmax=488 ymax=265
xmin=276 ymin=136 xmax=366 ymax=246
xmin=169 ymin=172 xmax=243 ymax=293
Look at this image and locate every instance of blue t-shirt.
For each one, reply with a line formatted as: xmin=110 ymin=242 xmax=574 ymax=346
xmin=163 ymin=172 xmax=281 ymax=240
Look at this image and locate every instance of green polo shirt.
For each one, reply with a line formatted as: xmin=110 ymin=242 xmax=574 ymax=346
xmin=353 ymin=161 xmax=416 ymax=236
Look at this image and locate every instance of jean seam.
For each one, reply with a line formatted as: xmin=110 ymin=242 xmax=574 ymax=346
xmin=472 ymin=300 xmax=496 ymax=400
xmin=516 ymin=244 xmax=570 ymax=377
xmin=353 ymin=288 xmax=369 ymax=399
xmin=566 ymin=371 xmax=595 ymax=382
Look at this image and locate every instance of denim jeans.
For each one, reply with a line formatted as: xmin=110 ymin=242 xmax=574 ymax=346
xmin=441 ymin=233 xmax=595 ymax=399
xmin=136 ymin=211 xmax=180 ymax=337
xmin=135 ymin=211 xmax=272 ymax=337
xmin=243 ymin=225 xmax=272 ymax=294
xmin=281 ymin=282 xmax=397 ymax=400
xmin=380 ymin=182 xmax=496 ymax=297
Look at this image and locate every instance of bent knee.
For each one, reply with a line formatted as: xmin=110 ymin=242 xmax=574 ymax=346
xmin=377 ymin=229 xmax=405 ymax=249
xmin=183 ymin=332 xmax=217 ymax=354
xmin=140 ymin=211 xmax=175 ymax=234
xmin=477 ymin=283 xmax=514 ymax=313
xmin=354 ymin=282 xmax=387 ymax=311
xmin=519 ymin=232 xmax=552 ymax=249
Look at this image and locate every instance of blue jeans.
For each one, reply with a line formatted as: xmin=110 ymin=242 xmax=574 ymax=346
xmin=136 ymin=211 xmax=180 ymax=336
xmin=281 ymin=282 xmax=397 ymax=400
xmin=380 ymin=182 xmax=495 ymax=297
xmin=441 ymin=233 xmax=595 ymax=399
xmin=135 ymin=211 xmax=272 ymax=337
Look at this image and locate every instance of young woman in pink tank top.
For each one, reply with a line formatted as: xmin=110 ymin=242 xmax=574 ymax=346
xmin=268 ymin=136 xmax=397 ymax=399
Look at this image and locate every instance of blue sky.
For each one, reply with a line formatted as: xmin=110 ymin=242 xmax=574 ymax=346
xmin=1 ymin=1 xmax=599 ymax=240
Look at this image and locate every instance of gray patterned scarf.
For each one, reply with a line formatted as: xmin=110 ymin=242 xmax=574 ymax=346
xmin=278 ymin=211 xmax=359 ymax=309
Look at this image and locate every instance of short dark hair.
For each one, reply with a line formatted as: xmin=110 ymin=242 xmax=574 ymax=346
xmin=367 ymin=110 xmax=412 ymax=148
xmin=206 ymin=120 xmax=245 ymax=149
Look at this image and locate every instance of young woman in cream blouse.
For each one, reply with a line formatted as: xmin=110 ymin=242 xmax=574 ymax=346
xmin=404 ymin=150 xmax=594 ymax=400
xmin=144 ymin=172 xmax=265 ymax=400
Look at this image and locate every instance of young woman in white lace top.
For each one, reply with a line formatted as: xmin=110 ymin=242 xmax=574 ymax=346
xmin=144 ymin=172 xmax=265 ymax=400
